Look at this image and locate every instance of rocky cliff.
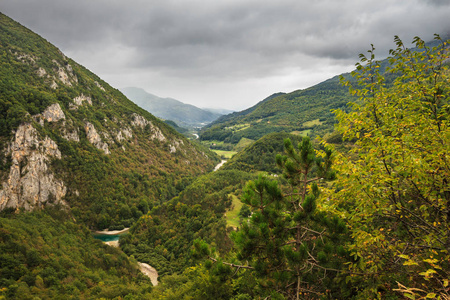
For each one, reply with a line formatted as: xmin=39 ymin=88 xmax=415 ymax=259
xmin=0 ymin=123 xmax=66 ymax=210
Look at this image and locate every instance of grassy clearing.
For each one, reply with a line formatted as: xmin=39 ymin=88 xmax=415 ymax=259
xmin=225 ymin=123 xmax=251 ymax=132
xmin=303 ymin=119 xmax=323 ymax=127
xmin=225 ymin=194 xmax=243 ymax=228
xmin=291 ymin=129 xmax=311 ymax=136
xmin=212 ymin=149 xmax=237 ymax=159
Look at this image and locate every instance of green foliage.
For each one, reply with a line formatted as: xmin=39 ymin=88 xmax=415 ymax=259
xmin=149 ymin=263 xmax=236 ymax=299
xmin=120 ymin=170 xmax=255 ymax=277
xmin=200 ymin=77 xmax=354 ymax=145
xmin=222 ymin=132 xmax=305 ymax=174
xmin=229 ymin=137 xmax=349 ymax=299
xmin=331 ymin=35 xmax=450 ymax=298
xmin=0 ymin=209 xmax=152 ymax=299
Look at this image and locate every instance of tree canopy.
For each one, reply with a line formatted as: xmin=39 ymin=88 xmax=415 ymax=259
xmin=330 ymin=35 xmax=450 ymax=298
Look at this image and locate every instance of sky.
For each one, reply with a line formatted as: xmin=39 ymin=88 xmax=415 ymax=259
xmin=2 ymin=0 xmax=450 ymax=111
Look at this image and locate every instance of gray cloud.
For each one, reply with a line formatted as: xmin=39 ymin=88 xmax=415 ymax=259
xmin=2 ymin=0 xmax=450 ymax=110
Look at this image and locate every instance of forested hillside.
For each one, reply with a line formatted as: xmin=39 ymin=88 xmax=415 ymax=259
xmin=199 ymin=76 xmax=354 ymax=147
xmin=120 ymin=169 xmax=255 ymax=277
xmin=0 ymin=13 xmax=219 ymax=229
xmin=220 ymin=132 xmax=305 ymax=174
xmin=0 ymin=209 xmax=153 ymax=299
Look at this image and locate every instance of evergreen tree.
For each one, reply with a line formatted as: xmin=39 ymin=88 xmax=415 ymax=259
xmin=231 ymin=137 xmax=347 ymax=299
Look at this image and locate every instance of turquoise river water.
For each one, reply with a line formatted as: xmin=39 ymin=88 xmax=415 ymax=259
xmin=92 ymin=233 xmax=127 ymax=242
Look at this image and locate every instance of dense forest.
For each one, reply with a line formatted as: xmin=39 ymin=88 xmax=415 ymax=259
xmin=1 ymin=11 xmax=449 ymax=300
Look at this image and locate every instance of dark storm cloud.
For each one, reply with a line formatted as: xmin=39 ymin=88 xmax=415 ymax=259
xmin=2 ymin=0 xmax=450 ymax=109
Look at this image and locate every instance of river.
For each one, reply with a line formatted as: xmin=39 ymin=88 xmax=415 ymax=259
xmin=214 ymin=160 xmax=227 ymax=171
xmin=93 ymin=228 xmax=159 ymax=285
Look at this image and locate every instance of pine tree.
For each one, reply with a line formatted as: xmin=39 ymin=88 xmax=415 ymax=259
xmin=231 ymin=136 xmax=347 ymax=299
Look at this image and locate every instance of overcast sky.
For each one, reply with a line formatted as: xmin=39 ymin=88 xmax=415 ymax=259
xmin=2 ymin=0 xmax=450 ymax=110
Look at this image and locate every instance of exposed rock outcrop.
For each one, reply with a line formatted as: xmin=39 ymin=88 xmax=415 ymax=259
xmin=53 ymin=59 xmax=78 ymax=86
xmin=13 ymin=51 xmax=37 ymax=65
xmin=32 ymin=103 xmax=65 ymax=126
xmin=115 ymin=127 xmax=133 ymax=142
xmin=130 ymin=113 xmax=150 ymax=128
xmin=131 ymin=113 xmax=166 ymax=142
xmin=84 ymin=122 xmax=110 ymax=154
xmin=62 ymin=127 xmax=80 ymax=142
xmin=0 ymin=124 xmax=67 ymax=211
xmin=70 ymin=94 xmax=93 ymax=110
xmin=42 ymin=103 xmax=66 ymax=122
xmin=94 ymin=81 xmax=105 ymax=91
xmin=169 ymin=139 xmax=185 ymax=154
xmin=37 ymin=67 xmax=47 ymax=77
xmin=33 ymin=104 xmax=79 ymax=141
xmin=61 ymin=119 xmax=80 ymax=142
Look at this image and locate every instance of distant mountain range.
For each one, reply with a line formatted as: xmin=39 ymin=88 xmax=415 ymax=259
xmin=120 ymin=87 xmax=232 ymax=128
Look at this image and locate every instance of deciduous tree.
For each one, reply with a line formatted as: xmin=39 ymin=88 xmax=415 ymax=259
xmin=332 ymin=35 xmax=450 ymax=298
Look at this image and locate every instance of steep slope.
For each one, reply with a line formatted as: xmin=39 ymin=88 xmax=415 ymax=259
xmin=199 ymin=77 xmax=352 ymax=145
xmin=120 ymin=87 xmax=221 ymax=128
xmin=0 ymin=13 xmax=219 ymax=228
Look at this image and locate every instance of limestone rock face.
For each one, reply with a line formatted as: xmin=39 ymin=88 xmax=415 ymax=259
xmin=84 ymin=122 xmax=110 ymax=154
xmin=116 ymin=127 xmax=133 ymax=142
xmin=42 ymin=103 xmax=65 ymax=122
xmin=131 ymin=113 xmax=166 ymax=142
xmin=71 ymin=94 xmax=93 ymax=110
xmin=169 ymin=139 xmax=185 ymax=154
xmin=61 ymin=120 xmax=80 ymax=142
xmin=0 ymin=124 xmax=67 ymax=211
xmin=53 ymin=59 xmax=78 ymax=86
xmin=37 ymin=67 xmax=47 ymax=77
xmin=131 ymin=113 xmax=150 ymax=128
xmin=94 ymin=81 xmax=105 ymax=91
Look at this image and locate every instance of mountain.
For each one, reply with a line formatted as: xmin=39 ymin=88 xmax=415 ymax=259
xmin=0 ymin=13 xmax=219 ymax=228
xmin=199 ymin=78 xmax=353 ymax=146
xmin=120 ymin=87 xmax=222 ymax=128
